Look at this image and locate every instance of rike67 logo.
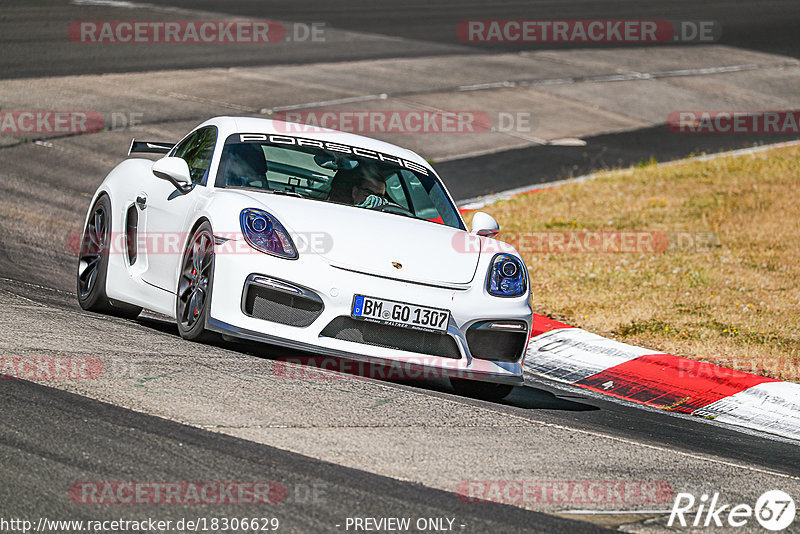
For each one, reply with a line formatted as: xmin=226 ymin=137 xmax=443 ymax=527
xmin=669 ymin=490 xmax=796 ymax=531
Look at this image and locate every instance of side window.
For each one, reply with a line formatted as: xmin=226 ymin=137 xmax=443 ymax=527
xmin=385 ymin=170 xmax=452 ymax=224
xmin=402 ymin=171 xmax=438 ymax=218
xmin=172 ymin=127 xmax=217 ymax=184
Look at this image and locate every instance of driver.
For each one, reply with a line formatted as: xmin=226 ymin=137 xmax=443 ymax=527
xmin=329 ymin=162 xmax=391 ymax=207
xmin=352 ymin=175 xmax=387 ymax=207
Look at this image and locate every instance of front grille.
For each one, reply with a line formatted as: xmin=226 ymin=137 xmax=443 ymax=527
xmin=466 ymin=323 xmax=527 ymax=363
xmin=242 ymin=282 xmax=323 ymax=327
xmin=320 ymin=316 xmax=461 ymax=359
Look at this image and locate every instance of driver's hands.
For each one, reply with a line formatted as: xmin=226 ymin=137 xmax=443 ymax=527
xmin=356 ymin=194 xmax=389 ymax=209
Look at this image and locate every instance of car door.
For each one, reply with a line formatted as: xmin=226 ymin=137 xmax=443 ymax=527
xmin=141 ymin=126 xmax=217 ymax=293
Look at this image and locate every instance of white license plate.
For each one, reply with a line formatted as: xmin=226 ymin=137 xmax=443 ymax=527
xmin=351 ymin=295 xmax=450 ymax=333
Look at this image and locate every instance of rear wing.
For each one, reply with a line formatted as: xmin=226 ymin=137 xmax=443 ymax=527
xmin=128 ymin=139 xmax=174 ymax=155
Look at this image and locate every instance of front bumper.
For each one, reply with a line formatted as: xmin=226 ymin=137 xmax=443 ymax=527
xmin=208 ymin=248 xmax=532 ymax=385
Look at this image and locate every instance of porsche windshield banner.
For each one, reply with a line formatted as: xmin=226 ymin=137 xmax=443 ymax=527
xmin=235 ymin=133 xmax=430 ymax=176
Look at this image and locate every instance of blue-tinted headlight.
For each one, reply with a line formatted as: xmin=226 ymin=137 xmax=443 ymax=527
xmin=240 ymin=208 xmax=297 ymax=259
xmin=487 ymin=254 xmax=527 ymax=297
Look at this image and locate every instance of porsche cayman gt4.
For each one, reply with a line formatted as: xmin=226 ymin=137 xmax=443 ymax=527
xmin=77 ymin=116 xmax=532 ymax=400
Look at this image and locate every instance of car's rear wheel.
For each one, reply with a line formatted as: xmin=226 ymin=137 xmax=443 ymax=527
xmin=449 ymin=378 xmax=514 ymax=402
xmin=176 ymin=221 xmax=218 ymax=342
xmin=77 ymin=194 xmax=141 ymax=318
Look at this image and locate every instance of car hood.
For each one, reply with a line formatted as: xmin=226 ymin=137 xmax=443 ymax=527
xmin=228 ymin=192 xmax=481 ymax=285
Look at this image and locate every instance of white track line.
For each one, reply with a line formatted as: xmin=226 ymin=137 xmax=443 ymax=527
xmin=456 ymin=61 xmax=800 ymax=91
xmin=266 ymin=94 xmax=389 ymax=114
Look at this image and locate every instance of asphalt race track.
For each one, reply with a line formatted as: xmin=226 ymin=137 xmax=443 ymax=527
xmin=4 ymin=0 xmax=800 ymax=78
xmin=1 ymin=378 xmax=602 ymax=533
xmin=1 ymin=1 xmax=800 ymax=532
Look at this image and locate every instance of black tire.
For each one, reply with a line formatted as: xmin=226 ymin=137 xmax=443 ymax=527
xmin=176 ymin=221 xmax=218 ymax=342
xmin=77 ymin=194 xmax=142 ymax=319
xmin=450 ymin=378 xmax=514 ymax=402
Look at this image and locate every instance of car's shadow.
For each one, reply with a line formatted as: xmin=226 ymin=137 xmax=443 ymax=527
xmin=393 ymin=377 xmax=598 ymax=412
xmin=135 ymin=315 xmax=598 ymax=413
xmin=503 ymin=385 xmax=598 ymax=412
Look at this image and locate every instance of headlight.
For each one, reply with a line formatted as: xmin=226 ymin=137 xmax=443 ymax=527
xmin=487 ymin=254 xmax=527 ymax=297
xmin=240 ymin=208 xmax=297 ymax=259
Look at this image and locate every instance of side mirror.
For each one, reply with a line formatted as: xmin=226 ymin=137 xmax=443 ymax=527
xmin=152 ymin=157 xmax=192 ymax=189
xmin=471 ymin=211 xmax=500 ymax=238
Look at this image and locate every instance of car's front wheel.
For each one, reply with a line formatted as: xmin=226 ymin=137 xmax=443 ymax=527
xmin=176 ymin=221 xmax=218 ymax=342
xmin=77 ymin=194 xmax=142 ymax=318
xmin=450 ymin=378 xmax=514 ymax=402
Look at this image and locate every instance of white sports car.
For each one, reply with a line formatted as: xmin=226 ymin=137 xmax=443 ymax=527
xmin=77 ymin=116 xmax=532 ymax=400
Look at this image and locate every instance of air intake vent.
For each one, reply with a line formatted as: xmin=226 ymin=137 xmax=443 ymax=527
xmin=125 ymin=204 xmax=138 ymax=265
xmin=466 ymin=321 xmax=527 ymax=363
xmin=242 ymin=276 xmax=323 ymax=327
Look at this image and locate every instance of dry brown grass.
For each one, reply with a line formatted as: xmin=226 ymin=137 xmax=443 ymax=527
xmin=466 ymin=145 xmax=800 ymax=381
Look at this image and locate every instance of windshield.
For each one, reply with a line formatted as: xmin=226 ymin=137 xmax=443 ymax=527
xmin=215 ymin=133 xmax=464 ymax=230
